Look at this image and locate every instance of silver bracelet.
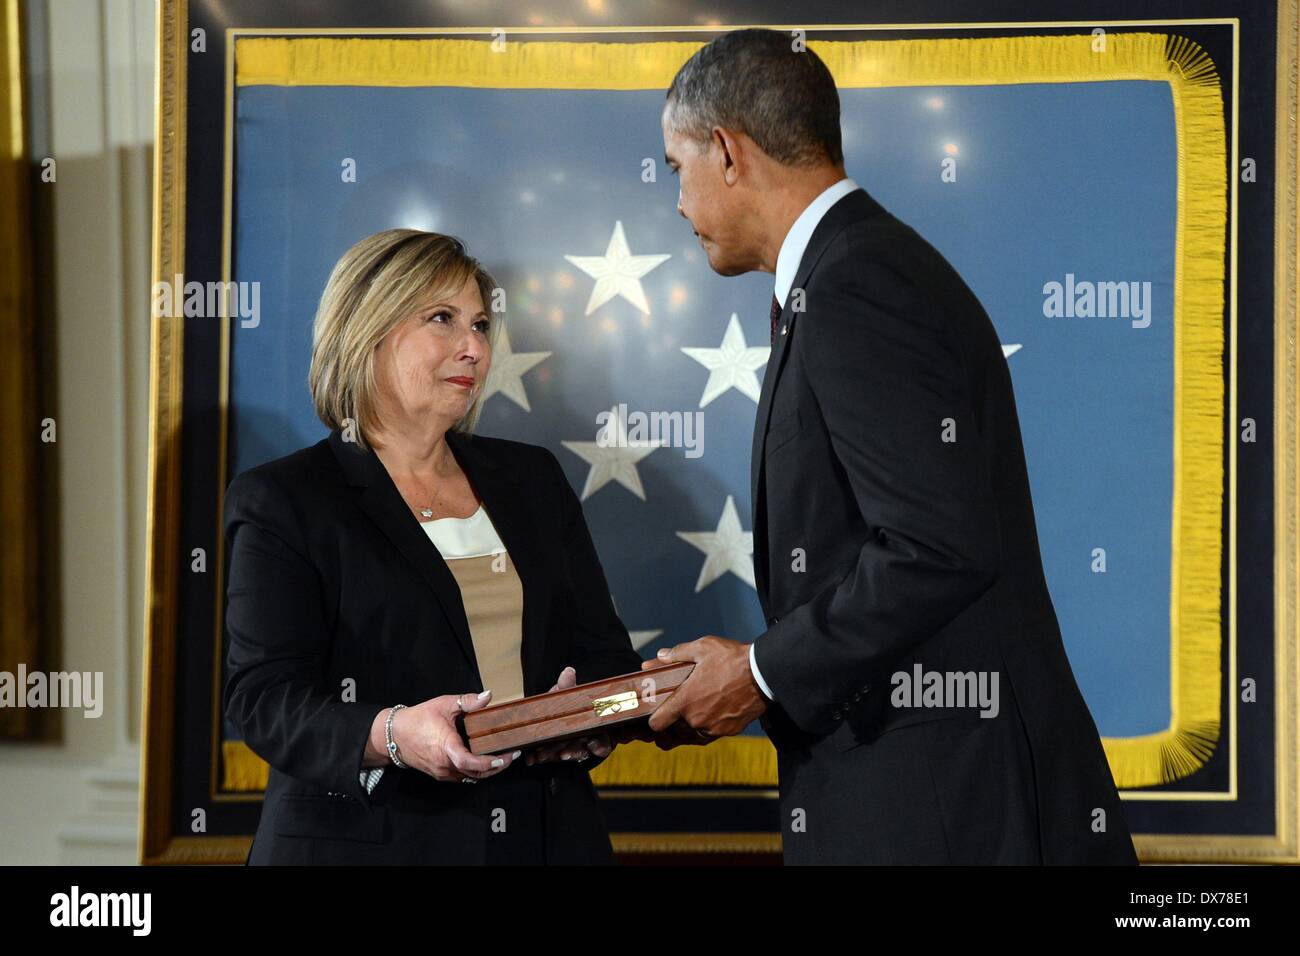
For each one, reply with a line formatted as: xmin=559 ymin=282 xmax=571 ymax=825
xmin=385 ymin=704 xmax=408 ymax=768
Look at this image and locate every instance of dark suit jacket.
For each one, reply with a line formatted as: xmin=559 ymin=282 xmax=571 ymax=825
xmin=751 ymin=187 xmax=1138 ymax=865
xmin=222 ymin=427 xmax=643 ymax=865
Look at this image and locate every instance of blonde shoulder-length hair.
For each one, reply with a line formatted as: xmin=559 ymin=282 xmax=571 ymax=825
xmin=308 ymin=229 xmax=502 ymax=451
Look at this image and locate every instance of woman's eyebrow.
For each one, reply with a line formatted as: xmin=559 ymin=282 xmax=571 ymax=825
xmin=426 ymin=302 xmax=489 ymax=320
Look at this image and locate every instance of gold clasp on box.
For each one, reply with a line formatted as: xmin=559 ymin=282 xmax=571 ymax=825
xmin=592 ymin=691 xmax=638 ymax=718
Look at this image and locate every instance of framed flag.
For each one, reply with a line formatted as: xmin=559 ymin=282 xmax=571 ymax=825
xmin=142 ymin=0 xmax=1300 ymax=863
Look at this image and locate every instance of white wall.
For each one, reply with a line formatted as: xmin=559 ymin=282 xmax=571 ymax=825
xmin=0 ymin=0 xmax=154 ymax=865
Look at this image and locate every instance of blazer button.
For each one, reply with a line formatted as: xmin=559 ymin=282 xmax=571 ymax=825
xmin=767 ymin=616 xmax=780 ymax=626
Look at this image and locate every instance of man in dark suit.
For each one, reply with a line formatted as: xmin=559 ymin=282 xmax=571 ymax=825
xmin=647 ymin=28 xmax=1138 ymax=864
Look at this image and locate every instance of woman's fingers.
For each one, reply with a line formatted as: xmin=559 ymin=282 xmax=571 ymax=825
xmin=427 ymin=692 xmax=520 ymax=781
xmin=444 ymin=734 xmax=519 ymax=779
xmin=526 ymin=740 xmax=564 ymax=765
xmin=547 ymin=665 xmax=577 ymax=694
xmin=448 ymin=689 xmax=492 ymax=716
xmin=526 ymin=738 xmax=583 ymax=764
xmin=550 ymin=741 xmax=581 ymax=761
xmin=556 ymin=736 xmax=600 ymax=761
xmin=523 ymin=731 xmax=613 ymax=766
xmin=431 ymin=674 xmax=616 ymax=775
xmin=565 ymin=739 xmax=592 ymax=760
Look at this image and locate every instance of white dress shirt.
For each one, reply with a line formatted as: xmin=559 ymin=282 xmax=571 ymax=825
xmin=749 ymin=176 xmax=862 ymax=702
xmin=773 ymin=176 xmax=860 ymax=308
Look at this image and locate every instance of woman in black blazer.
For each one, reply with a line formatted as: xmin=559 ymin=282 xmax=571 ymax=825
xmin=222 ymin=229 xmax=645 ymax=864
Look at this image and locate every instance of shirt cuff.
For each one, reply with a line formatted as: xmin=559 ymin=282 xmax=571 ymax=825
xmin=749 ymin=643 xmax=775 ymax=701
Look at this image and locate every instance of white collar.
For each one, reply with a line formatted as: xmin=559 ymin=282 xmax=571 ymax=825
xmin=419 ymin=504 xmax=506 ymax=559
xmin=774 ymin=176 xmax=860 ymax=308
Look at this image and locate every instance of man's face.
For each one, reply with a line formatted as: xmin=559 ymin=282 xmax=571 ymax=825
xmin=661 ymin=101 xmax=753 ymax=277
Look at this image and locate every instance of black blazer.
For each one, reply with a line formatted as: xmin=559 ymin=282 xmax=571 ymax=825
xmin=222 ymin=428 xmax=643 ymax=865
xmin=751 ymin=188 xmax=1138 ymax=864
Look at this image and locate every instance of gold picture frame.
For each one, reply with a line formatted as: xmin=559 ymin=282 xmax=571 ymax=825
xmin=141 ymin=0 xmax=1300 ymax=864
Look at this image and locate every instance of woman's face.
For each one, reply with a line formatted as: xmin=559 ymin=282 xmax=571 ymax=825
xmin=374 ymin=274 xmax=492 ymax=430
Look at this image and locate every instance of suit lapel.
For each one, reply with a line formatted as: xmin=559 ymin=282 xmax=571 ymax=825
xmin=750 ymin=188 xmax=886 ymax=605
xmin=750 ymin=297 xmax=794 ymax=533
xmin=750 ymin=295 xmax=797 ymax=613
xmin=327 ymin=428 xmax=545 ymax=690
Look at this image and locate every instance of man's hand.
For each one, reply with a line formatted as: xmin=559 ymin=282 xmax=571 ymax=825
xmin=642 ymin=636 xmax=767 ymax=738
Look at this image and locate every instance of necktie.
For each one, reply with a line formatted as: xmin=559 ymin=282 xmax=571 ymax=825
xmin=770 ymin=292 xmax=782 ymax=344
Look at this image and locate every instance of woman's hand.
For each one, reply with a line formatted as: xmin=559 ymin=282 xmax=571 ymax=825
xmin=382 ymin=691 xmax=521 ymax=783
xmin=525 ymin=666 xmax=615 ymax=766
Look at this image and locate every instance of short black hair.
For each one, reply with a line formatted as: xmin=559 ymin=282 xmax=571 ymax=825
xmin=666 ymin=28 xmax=843 ymax=167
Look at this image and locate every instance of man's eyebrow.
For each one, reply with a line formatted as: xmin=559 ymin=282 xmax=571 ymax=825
xmin=664 ymin=153 xmax=677 ymax=167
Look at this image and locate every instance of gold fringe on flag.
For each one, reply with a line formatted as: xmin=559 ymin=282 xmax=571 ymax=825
xmin=222 ymin=736 xmax=777 ymax=790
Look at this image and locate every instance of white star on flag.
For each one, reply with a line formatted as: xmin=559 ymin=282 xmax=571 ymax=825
xmin=563 ymin=221 xmax=671 ymax=315
xmin=680 ymin=313 xmax=771 ymax=407
xmin=561 ymin=404 xmax=661 ymax=501
xmin=480 ymin=327 xmax=551 ymax=411
xmin=628 ymin=629 xmax=664 ymax=651
xmin=676 ymin=495 xmax=756 ymax=592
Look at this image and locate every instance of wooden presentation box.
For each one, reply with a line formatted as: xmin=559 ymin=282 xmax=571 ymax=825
xmin=463 ymin=662 xmax=694 ymax=755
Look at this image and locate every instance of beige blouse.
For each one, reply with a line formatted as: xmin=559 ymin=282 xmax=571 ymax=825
xmin=431 ymin=510 xmax=526 ymax=704
xmin=360 ymin=503 xmax=524 ymax=793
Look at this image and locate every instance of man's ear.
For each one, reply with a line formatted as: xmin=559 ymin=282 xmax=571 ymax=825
xmin=713 ymin=126 xmax=745 ymax=185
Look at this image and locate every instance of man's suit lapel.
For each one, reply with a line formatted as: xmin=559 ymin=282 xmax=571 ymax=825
xmin=327 ymin=428 xmax=546 ymax=690
xmin=750 ymin=188 xmax=885 ymax=607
